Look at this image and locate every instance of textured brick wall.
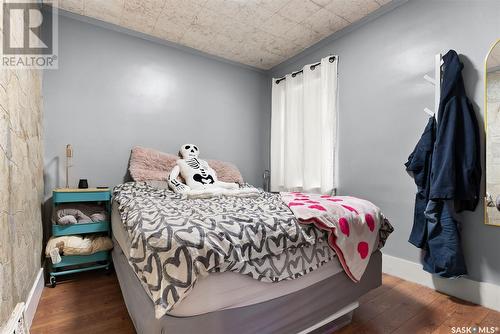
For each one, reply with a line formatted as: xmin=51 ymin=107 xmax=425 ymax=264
xmin=0 ymin=11 xmax=44 ymax=326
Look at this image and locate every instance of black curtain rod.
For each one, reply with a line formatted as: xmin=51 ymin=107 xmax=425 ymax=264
xmin=275 ymin=56 xmax=336 ymax=84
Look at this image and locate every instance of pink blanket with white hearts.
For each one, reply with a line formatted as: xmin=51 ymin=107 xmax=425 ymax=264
xmin=281 ymin=192 xmax=383 ymax=282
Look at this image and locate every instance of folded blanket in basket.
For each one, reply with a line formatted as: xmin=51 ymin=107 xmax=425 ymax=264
xmin=46 ymin=235 xmax=113 ymax=258
xmin=55 ymin=203 xmax=108 ymax=225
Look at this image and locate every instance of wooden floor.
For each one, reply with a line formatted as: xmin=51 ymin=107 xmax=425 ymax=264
xmin=31 ymin=272 xmax=500 ymax=334
xmin=31 ymin=272 xmax=135 ymax=334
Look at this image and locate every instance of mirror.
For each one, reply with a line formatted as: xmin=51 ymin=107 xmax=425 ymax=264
xmin=485 ymin=39 xmax=500 ymax=226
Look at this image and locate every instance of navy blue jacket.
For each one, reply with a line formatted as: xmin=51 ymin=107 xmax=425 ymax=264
xmin=430 ymin=50 xmax=481 ymax=212
xmin=405 ymin=117 xmax=435 ymax=248
xmin=405 ymin=50 xmax=480 ymax=277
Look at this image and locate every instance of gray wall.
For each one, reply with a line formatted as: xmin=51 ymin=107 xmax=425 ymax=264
xmin=271 ymin=0 xmax=500 ymax=284
xmin=43 ymin=15 xmax=270 ymax=195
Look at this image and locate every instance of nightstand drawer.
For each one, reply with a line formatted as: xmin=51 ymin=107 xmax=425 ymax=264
xmin=53 ymin=190 xmax=110 ymax=203
xmin=52 ymin=221 xmax=110 ymax=236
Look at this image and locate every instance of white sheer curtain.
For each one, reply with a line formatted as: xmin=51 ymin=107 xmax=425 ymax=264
xmin=270 ymin=56 xmax=338 ymax=194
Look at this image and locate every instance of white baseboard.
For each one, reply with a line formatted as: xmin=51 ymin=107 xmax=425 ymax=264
xmin=382 ymin=254 xmax=500 ymax=312
xmin=24 ymin=268 xmax=44 ymax=329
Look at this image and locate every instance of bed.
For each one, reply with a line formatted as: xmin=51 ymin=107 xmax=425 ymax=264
xmin=111 ymin=182 xmax=391 ymax=334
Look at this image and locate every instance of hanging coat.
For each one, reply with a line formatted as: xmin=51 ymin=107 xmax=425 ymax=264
xmin=405 ymin=117 xmax=435 ymax=248
xmin=430 ymin=50 xmax=481 ymax=211
xmin=405 ymin=50 xmax=480 ymax=278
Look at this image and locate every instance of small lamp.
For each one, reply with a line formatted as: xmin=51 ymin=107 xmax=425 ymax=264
xmin=65 ymin=144 xmax=73 ymax=188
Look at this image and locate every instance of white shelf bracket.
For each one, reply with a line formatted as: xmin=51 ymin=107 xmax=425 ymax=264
xmin=424 ymin=107 xmax=435 ymax=117
xmin=423 ymin=53 xmax=442 ymax=121
xmin=423 ymin=74 xmax=436 ymax=85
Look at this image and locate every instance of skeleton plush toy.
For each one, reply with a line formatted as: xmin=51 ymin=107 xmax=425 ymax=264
xmin=168 ymin=144 xmax=241 ymax=197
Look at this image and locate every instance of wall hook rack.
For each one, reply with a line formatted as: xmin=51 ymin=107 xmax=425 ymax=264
xmin=423 ymin=53 xmax=443 ymax=121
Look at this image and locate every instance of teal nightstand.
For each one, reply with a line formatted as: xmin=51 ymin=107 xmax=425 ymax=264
xmin=48 ymin=188 xmax=112 ymax=287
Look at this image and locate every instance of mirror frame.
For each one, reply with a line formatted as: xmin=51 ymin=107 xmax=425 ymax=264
xmin=484 ymin=39 xmax=500 ymax=226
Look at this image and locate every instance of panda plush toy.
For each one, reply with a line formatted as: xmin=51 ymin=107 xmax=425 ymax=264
xmin=168 ymin=144 xmax=258 ymax=198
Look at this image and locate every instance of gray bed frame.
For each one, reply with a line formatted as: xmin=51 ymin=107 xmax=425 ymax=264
xmin=112 ymin=242 xmax=382 ymax=334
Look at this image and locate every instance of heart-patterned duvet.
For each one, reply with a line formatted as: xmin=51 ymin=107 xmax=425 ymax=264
xmin=113 ymin=183 xmax=393 ymax=319
xmin=113 ymin=182 xmax=332 ymax=319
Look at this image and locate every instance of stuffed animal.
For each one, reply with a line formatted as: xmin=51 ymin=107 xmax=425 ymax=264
xmin=168 ymin=144 xmax=239 ymax=195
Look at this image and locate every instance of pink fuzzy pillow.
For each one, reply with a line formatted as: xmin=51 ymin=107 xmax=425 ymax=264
xmin=207 ymin=159 xmax=244 ymax=185
xmin=129 ymin=147 xmax=178 ymax=182
xmin=129 ymin=146 xmax=244 ymax=185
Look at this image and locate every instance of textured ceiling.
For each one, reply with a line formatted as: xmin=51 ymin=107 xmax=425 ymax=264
xmin=487 ymin=42 xmax=500 ymax=70
xmin=56 ymin=0 xmax=391 ymax=69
